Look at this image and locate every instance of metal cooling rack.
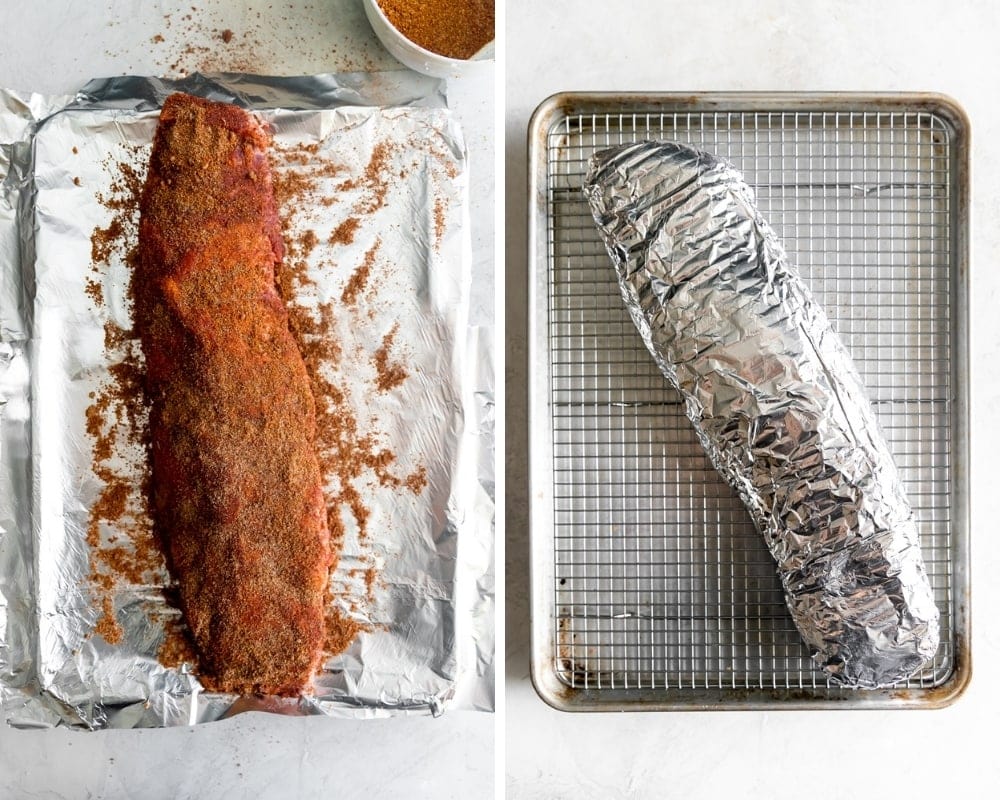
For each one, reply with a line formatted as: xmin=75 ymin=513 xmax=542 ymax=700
xmin=528 ymin=94 xmax=970 ymax=711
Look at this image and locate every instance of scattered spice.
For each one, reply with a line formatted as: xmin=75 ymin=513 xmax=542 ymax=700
xmin=330 ymin=217 xmax=360 ymax=246
xmin=360 ymin=142 xmax=394 ymax=213
xmin=271 ymin=143 xmax=340 ymax=207
xmin=84 ymin=277 xmax=103 ymax=307
xmin=341 ymin=240 xmax=379 ymax=306
xmin=165 ymin=27 xmax=268 ymax=74
xmin=324 ymin=606 xmax=363 ymax=656
xmin=91 ymin=219 xmax=123 ymax=264
xmin=433 ymin=196 xmax=446 ymax=249
xmin=157 ymin=615 xmax=198 ymax=668
xmin=266 ymin=138 xmax=431 ymax=650
xmin=405 ymin=466 xmax=428 ymax=494
xmin=94 ymin=595 xmax=123 ymax=645
xmin=89 ymin=150 xmax=144 ymax=266
xmin=373 ymin=323 xmax=408 ymax=392
xmin=377 ymin=0 xmax=494 ymax=60
xmin=73 ymin=176 xmax=81 ymax=186
xmin=299 ymin=228 xmax=319 ymax=257
xmin=85 ymin=144 xmax=164 ymax=644
xmin=144 ymin=3 xmax=379 ymax=76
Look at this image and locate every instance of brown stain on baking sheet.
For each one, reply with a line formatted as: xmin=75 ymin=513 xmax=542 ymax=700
xmin=549 ymin=629 xmax=970 ymax=710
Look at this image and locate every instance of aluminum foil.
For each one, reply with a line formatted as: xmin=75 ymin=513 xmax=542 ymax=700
xmin=583 ymin=141 xmax=939 ymax=688
xmin=0 ymin=72 xmax=494 ymax=728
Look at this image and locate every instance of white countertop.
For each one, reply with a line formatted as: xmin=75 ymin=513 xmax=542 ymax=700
xmin=505 ymin=1 xmax=995 ymax=797
xmin=0 ymin=1 xmax=494 ymax=798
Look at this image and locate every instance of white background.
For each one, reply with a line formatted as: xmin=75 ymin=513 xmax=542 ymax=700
xmin=0 ymin=1 xmax=494 ymax=798
xmin=506 ymin=1 xmax=997 ymax=797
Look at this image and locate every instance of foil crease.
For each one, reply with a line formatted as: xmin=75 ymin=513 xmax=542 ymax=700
xmin=0 ymin=72 xmax=493 ymax=728
xmin=583 ymin=141 xmax=939 ymax=688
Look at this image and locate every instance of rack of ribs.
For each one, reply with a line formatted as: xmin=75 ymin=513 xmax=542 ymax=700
xmin=134 ymin=93 xmax=331 ymax=696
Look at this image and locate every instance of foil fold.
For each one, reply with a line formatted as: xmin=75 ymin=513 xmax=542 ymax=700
xmin=1 ymin=72 xmax=493 ymax=728
xmin=583 ymin=141 xmax=939 ymax=688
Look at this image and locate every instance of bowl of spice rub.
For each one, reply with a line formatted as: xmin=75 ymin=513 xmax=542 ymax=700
xmin=363 ymin=0 xmax=495 ymax=77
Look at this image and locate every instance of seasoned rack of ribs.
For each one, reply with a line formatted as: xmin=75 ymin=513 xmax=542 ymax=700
xmin=135 ymin=93 xmax=331 ymax=696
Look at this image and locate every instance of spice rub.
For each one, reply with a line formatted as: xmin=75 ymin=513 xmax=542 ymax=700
xmin=378 ymin=0 xmax=494 ymax=60
xmin=134 ymin=93 xmax=332 ymax=696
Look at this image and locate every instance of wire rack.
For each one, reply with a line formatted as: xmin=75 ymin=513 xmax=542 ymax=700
xmin=540 ymin=104 xmax=963 ymax=699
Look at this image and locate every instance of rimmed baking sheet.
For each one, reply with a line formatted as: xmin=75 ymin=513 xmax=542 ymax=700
xmin=528 ymin=92 xmax=970 ymax=711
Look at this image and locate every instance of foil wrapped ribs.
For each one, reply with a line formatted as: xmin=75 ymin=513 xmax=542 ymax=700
xmin=583 ymin=141 xmax=939 ymax=688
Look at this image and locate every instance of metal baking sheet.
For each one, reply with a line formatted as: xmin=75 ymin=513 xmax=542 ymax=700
xmin=1 ymin=73 xmax=494 ymax=728
xmin=528 ymin=93 xmax=970 ymax=711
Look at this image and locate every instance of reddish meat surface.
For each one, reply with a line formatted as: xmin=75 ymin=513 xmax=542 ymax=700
xmin=135 ymin=93 xmax=331 ymax=695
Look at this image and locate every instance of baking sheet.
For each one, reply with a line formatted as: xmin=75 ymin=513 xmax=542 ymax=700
xmin=0 ymin=72 xmax=494 ymax=728
xmin=528 ymin=93 xmax=970 ymax=710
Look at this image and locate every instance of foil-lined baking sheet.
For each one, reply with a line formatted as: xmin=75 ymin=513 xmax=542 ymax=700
xmin=0 ymin=72 xmax=494 ymax=728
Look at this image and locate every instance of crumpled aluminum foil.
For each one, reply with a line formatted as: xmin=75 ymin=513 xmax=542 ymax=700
xmin=0 ymin=72 xmax=494 ymax=728
xmin=583 ymin=140 xmax=939 ymax=688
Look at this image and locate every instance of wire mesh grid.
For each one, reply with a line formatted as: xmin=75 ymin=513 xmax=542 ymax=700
xmin=545 ymin=109 xmax=956 ymax=693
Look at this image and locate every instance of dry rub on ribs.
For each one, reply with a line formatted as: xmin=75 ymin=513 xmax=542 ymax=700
xmin=135 ymin=93 xmax=331 ymax=695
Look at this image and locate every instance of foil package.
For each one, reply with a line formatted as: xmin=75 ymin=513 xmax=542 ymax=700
xmin=0 ymin=73 xmax=494 ymax=728
xmin=583 ymin=141 xmax=939 ymax=688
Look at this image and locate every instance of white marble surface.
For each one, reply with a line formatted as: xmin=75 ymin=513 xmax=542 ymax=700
xmin=0 ymin=1 xmax=494 ymax=798
xmin=506 ymin=1 xmax=996 ymax=797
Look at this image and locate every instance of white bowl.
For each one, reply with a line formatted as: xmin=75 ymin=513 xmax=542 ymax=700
xmin=362 ymin=0 xmax=494 ymax=79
